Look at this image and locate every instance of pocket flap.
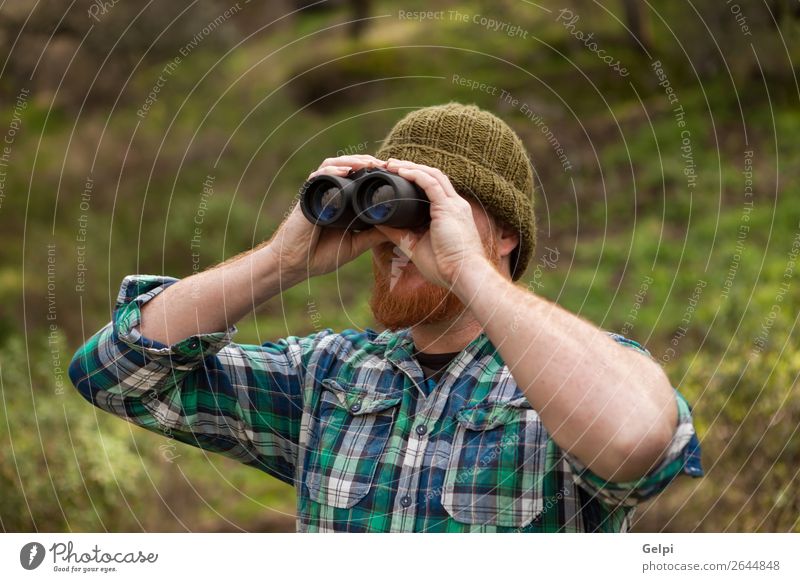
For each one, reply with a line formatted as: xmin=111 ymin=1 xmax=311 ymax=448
xmin=321 ymin=378 xmax=402 ymax=415
xmin=455 ymin=397 xmax=533 ymax=431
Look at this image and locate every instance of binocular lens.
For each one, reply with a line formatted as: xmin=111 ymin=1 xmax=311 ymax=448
xmin=363 ymin=182 xmax=395 ymax=221
xmin=314 ymin=186 xmax=344 ymax=222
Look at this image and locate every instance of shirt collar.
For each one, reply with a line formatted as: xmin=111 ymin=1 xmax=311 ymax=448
xmin=376 ymin=326 xmax=493 ymax=373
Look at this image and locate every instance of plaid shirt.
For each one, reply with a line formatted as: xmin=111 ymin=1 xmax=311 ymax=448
xmin=69 ymin=275 xmax=704 ymax=532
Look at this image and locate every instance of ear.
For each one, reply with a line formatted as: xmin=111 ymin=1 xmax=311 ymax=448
xmin=496 ymin=220 xmax=520 ymax=259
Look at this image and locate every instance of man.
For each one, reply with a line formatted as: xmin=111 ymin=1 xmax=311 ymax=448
xmin=69 ymin=102 xmax=703 ymax=532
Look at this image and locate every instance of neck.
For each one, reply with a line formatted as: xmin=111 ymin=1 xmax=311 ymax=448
xmin=408 ymin=310 xmax=484 ymax=354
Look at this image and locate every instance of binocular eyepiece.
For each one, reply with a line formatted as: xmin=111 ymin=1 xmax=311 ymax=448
xmin=299 ymin=167 xmax=431 ymax=230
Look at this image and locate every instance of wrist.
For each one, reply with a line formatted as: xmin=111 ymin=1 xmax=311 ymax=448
xmin=259 ymin=244 xmax=306 ymax=292
xmin=450 ymin=255 xmax=501 ymax=301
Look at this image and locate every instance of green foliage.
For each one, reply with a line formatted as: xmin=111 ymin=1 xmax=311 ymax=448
xmin=0 ymin=332 xmax=154 ymax=531
xmin=672 ymin=318 xmax=800 ymax=532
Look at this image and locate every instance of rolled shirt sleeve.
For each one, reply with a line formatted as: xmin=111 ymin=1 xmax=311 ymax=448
xmin=68 ymin=274 xmax=331 ymax=485
xmin=562 ymin=333 xmax=704 ymax=508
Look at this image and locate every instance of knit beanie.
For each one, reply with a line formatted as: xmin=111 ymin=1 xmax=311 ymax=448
xmin=375 ymin=102 xmax=536 ymax=281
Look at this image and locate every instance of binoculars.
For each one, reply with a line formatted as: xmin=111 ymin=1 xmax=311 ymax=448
xmin=299 ymin=167 xmax=431 ymax=231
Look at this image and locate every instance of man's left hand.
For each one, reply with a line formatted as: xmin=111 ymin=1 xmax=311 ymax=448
xmin=374 ymin=158 xmax=487 ymax=288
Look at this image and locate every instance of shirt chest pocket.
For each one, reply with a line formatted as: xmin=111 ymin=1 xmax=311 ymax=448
xmin=441 ymin=398 xmax=548 ymax=528
xmin=304 ymin=379 xmax=402 ymax=509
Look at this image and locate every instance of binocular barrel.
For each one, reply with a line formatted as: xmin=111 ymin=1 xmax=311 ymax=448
xmin=299 ymin=167 xmax=431 ymax=230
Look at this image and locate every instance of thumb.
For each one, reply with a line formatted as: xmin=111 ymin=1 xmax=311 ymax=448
xmin=375 ymin=225 xmax=421 ymax=260
xmin=349 ymin=226 xmax=390 ymax=256
xmin=374 ymin=225 xmax=415 ymax=249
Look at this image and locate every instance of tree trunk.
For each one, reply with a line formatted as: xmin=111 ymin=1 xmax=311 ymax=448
xmin=621 ymin=0 xmax=653 ymax=54
xmin=349 ymin=0 xmax=371 ymax=40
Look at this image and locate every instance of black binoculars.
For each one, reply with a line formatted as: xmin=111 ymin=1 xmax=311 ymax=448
xmin=299 ymin=167 xmax=431 ymax=231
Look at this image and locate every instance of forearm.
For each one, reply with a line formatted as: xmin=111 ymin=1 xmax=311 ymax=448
xmin=68 ymin=287 xmax=309 ymax=480
xmin=452 ymin=259 xmax=678 ymax=482
xmin=139 ymin=242 xmax=304 ymax=345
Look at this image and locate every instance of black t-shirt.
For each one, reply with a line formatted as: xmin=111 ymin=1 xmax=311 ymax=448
xmin=412 ymin=348 xmax=461 ymax=393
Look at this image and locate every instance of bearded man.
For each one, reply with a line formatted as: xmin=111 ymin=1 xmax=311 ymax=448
xmin=69 ymin=102 xmax=703 ymax=532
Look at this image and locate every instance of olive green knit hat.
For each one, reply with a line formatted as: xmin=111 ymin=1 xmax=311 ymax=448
xmin=375 ymin=102 xmax=536 ymax=281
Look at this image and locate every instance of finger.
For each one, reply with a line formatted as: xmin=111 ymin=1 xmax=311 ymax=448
xmin=385 ymin=158 xmax=445 ymax=179
xmin=385 ymin=159 xmax=460 ymax=201
xmin=374 ymin=225 xmax=420 ymax=255
xmin=395 ymin=167 xmax=451 ymax=204
xmin=349 ymin=227 xmax=390 ymax=256
xmin=341 ymin=154 xmax=386 ymax=165
xmin=373 ymin=224 xmax=402 ymax=246
xmin=349 ymin=154 xmax=387 ymax=162
xmin=386 ymin=157 xmax=432 ymax=169
xmin=318 ymin=155 xmax=387 ymax=170
xmin=308 ymin=165 xmax=352 ymax=180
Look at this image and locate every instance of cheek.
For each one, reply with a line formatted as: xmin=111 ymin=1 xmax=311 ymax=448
xmin=470 ymin=208 xmax=491 ymax=236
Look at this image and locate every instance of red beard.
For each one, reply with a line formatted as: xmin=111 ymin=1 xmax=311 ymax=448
xmin=368 ymin=233 xmax=500 ymax=330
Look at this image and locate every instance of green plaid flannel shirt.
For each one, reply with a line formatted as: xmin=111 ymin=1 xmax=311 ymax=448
xmin=69 ymin=275 xmax=704 ymax=532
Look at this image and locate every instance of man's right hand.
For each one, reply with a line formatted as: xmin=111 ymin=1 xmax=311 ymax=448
xmin=269 ymin=154 xmax=390 ymax=281
xmin=138 ymin=155 xmax=390 ymax=345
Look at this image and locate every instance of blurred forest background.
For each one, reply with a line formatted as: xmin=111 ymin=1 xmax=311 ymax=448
xmin=1 ymin=0 xmax=799 ymax=532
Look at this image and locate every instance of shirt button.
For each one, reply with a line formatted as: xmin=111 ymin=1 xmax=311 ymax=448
xmin=187 ymin=339 xmax=200 ymax=350
xmin=400 ymin=495 xmax=412 ymax=507
xmin=349 ymin=401 xmax=362 ymax=413
xmin=415 ymin=424 xmax=427 ymax=436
